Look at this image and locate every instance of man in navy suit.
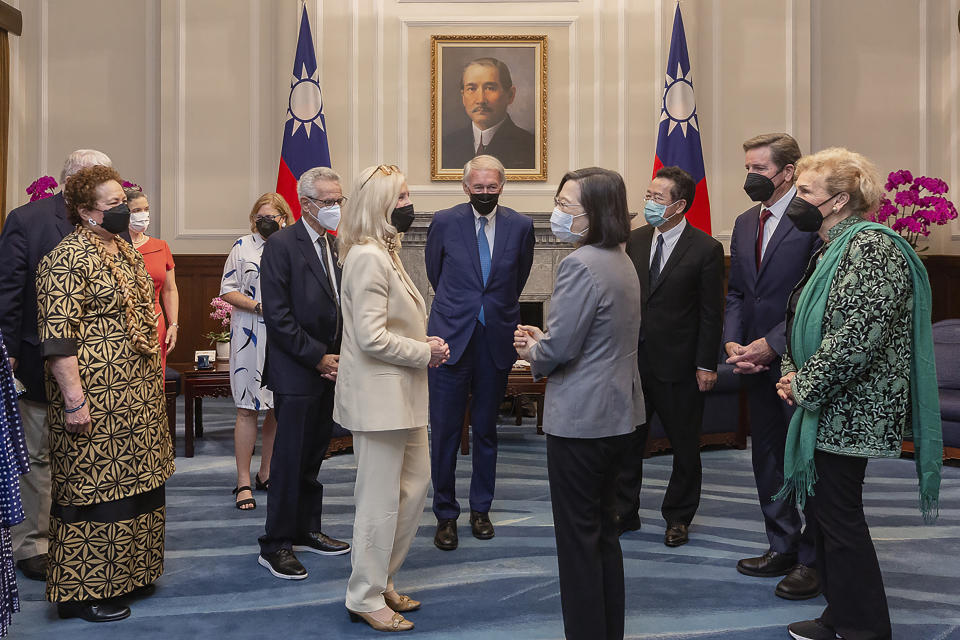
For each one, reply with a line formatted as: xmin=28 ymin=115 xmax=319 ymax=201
xmin=724 ymin=133 xmax=821 ymax=600
xmin=426 ymin=155 xmax=535 ymax=550
xmin=257 ymin=166 xmax=350 ymax=580
xmin=0 ymin=149 xmax=112 ymax=582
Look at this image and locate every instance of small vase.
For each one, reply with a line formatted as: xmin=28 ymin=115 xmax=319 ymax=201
xmin=215 ymin=341 xmax=231 ymax=362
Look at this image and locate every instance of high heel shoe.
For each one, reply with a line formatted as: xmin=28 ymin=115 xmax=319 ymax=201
xmin=347 ymin=608 xmax=414 ymax=632
xmin=383 ymin=591 xmax=420 ymax=612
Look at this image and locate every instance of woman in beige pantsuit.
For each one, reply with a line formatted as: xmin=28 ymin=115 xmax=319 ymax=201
xmin=335 ymin=165 xmax=449 ymax=633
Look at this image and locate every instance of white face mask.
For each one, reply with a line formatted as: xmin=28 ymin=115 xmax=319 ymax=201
xmin=307 ymin=202 xmax=341 ymax=231
xmin=550 ymin=207 xmax=588 ymax=243
xmin=129 ymin=212 xmax=150 ymax=232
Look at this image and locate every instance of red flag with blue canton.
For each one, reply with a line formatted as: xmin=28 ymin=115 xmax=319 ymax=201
xmin=652 ymin=4 xmax=711 ymax=234
xmin=276 ymin=3 xmax=331 ymax=219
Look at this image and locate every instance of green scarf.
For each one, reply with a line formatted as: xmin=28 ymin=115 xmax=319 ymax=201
xmin=773 ymin=219 xmax=941 ymax=523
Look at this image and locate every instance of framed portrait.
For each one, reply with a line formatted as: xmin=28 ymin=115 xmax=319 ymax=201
xmin=431 ymin=35 xmax=547 ymax=181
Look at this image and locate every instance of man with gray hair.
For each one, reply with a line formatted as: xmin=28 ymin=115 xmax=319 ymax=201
xmin=257 ymin=166 xmax=350 ymax=580
xmin=0 ymin=148 xmax=112 ymax=582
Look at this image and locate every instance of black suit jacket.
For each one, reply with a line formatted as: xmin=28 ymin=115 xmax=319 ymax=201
xmin=627 ymin=222 xmax=725 ymax=383
xmin=260 ymin=219 xmax=342 ymax=396
xmin=442 ymin=115 xmax=536 ymax=170
xmin=0 ymin=193 xmax=74 ymax=401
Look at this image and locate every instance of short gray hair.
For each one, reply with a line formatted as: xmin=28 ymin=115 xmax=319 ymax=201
xmin=297 ymin=166 xmax=341 ymax=199
xmin=61 ymin=149 xmax=113 ymax=184
xmin=462 ymin=155 xmax=505 ymax=186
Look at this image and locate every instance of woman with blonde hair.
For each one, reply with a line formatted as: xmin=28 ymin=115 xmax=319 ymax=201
xmin=220 ymin=193 xmax=294 ymax=510
xmin=334 ymin=165 xmax=449 ymax=632
xmin=774 ymin=147 xmax=941 ymax=640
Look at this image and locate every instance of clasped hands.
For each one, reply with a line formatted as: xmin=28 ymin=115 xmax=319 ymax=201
xmin=427 ymin=336 xmax=450 ymax=368
xmin=513 ymin=324 xmax=543 ymax=360
xmin=776 ymin=371 xmax=797 ymax=406
xmin=725 ymin=337 xmax=777 ymax=374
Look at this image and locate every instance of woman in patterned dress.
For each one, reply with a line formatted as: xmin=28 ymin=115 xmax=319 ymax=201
xmin=220 ymin=193 xmax=293 ymax=510
xmin=36 ymin=165 xmax=174 ymax=623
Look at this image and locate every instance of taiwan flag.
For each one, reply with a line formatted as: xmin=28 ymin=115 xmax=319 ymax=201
xmin=276 ymin=3 xmax=331 ymax=219
xmin=652 ymin=4 xmax=711 ymax=234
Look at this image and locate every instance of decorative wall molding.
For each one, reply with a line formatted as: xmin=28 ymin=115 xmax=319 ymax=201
xmin=952 ymin=0 xmax=960 ymax=240
xmin=39 ymin=0 xmax=47 ymax=177
xmin=918 ymin=0 xmax=928 ymax=177
xmin=249 ymin=0 xmax=261 ymax=207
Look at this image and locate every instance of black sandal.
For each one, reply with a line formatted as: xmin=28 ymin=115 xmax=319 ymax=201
xmin=232 ymin=485 xmax=256 ymax=510
xmin=255 ymin=473 xmax=270 ymax=491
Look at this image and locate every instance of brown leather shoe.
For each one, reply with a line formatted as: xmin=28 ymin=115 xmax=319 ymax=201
xmin=383 ymin=591 xmax=421 ymax=612
xmin=434 ymin=518 xmax=458 ymax=551
xmin=15 ymin=554 xmax=47 ymax=581
xmin=348 ymin=608 xmax=414 ymax=632
xmin=664 ymin=523 xmax=689 ymax=547
xmin=469 ymin=510 xmax=495 ymax=540
xmin=737 ymin=550 xmax=798 ymax=577
xmin=776 ymin=565 xmax=821 ymax=600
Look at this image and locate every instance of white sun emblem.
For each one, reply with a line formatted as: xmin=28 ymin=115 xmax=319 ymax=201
xmin=286 ymin=64 xmax=324 ymax=138
xmin=658 ymin=62 xmax=700 ymax=137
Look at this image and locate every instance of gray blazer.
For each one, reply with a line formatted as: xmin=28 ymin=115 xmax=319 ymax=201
xmin=529 ymin=244 xmax=644 ymax=438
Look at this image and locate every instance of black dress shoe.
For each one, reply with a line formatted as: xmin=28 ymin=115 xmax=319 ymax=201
xmin=787 ymin=618 xmax=837 ymax=640
xmin=293 ymin=532 xmax=351 ymax=556
xmin=470 ymin=510 xmax=495 ymax=540
xmin=617 ymin=513 xmax=642 ymax=536
xmin=434 ymin=518 xmax=458 ymax=551
xmin=664 ymin=523 xmax=689 ymax=547
xmin=737 ymin=550 xmax=798 ymax=577
xmin=57 ymin=600 xmax=131 ymax=623
xmin=776 ymin=565 xmax=822 ymax=600
xmin=16 ymin=553 xmax=47 ymax=581
xmin=258 ymin=548 xmax=308 ymax=580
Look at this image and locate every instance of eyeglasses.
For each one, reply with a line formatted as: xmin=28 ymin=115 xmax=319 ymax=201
xmin=359 ymin=164 xmax=401 ymax=191
xmin=553 ymin=198 xmax=583 ymax=210
xmin=306 ymin=195 xmax=347 ymax=208
xmin=644 ymin=193 xmax=673 ymax=205
xmin=255 ymin=213 xmax=283 ymax=222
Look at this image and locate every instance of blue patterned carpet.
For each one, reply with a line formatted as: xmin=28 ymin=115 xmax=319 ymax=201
xmin=10 ymin=398 xmax=960 ymax=639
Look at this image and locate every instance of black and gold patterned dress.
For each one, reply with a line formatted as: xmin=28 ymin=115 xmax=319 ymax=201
xmin=35 ymin=230 xmax=174 ymax=603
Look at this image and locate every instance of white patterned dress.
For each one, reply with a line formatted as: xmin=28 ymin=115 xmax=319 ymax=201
xmin=221 ymin=233 xmax=273 ymax=411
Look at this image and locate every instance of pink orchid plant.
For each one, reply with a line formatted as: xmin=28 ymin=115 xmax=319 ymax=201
xmin=204 ymin=297 xmax=233 ymax=344
xmin=26 ymin=176 xmax=58 ymax=202
xmin=869 ymin=169 xmax=958 ymax=251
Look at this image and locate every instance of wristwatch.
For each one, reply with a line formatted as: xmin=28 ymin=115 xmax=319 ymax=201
xmin=254 ymin=302 xmax=262 ymax=315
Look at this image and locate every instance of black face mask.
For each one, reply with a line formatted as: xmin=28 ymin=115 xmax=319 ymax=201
xmin=391 ymin=204 xmax=415 ymax=233
xmin=256 ymin=218 xmax=280 ymax=238
xmin=785 ymin=193 xmax=839 ymax=232
xmin=469 ymin=192 xmax=500 ymax=216
xmin=91 ymin=203 xmax=130 ymax=234
xmin=743 ymin=169 xmax=784 ymax=202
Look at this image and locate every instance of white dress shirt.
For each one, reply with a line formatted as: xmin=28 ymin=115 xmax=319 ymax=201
xmin=759 ymin=185 xmax=796 ymax=260
xmin=473 ymin=206 xmax=497 ymax=254
xmin=303 ymin=220 xmax=340 ymax=302
xmin=472 ymin=118 xmax=505 ymax=154
xmin=649 ymin=217 xmax=687 ymax=272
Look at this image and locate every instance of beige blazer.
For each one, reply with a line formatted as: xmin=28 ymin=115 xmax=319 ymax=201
xmin=333 ymin=241 xmax=432 ymax=432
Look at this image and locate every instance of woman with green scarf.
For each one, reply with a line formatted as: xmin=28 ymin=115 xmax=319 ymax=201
xmin=774 ymin=147 xmax=942 ymax=640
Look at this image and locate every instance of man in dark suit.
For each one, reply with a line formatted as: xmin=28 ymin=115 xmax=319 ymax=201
xmin=614 ymin=166 xmax=724 ymax=547
xmin=426 ymin=155 xmax=535 ymax=550
xmin=258 ymin=166 xmax=350 ymax=580
xmin=725 ymin=133 xmax=821 ymax=600
xmin=0 ymin=149 xmax=113 ymax=582
xmin=442 ymin=57 xmax=536 ymax=170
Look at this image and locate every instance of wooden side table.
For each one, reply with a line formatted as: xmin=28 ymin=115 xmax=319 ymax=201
xmin=460 ymin=366 xmax=546 ymax=455
xmin=180 ymin=361 xmax=232 ymax=457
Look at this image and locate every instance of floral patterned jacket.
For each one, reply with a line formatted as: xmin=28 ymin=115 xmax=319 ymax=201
xmin=782 ymin=216 xmax=913 ymax=458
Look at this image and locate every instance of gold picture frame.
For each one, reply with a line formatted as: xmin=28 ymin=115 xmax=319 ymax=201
xmin=431 ymin=35 xmax=547 ymax=181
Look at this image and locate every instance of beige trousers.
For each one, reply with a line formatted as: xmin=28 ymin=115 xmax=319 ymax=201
xmin=11 ymin=398 xmax=51 ymax=560
xmin=346 ymin=427 xmax=430 ymax=612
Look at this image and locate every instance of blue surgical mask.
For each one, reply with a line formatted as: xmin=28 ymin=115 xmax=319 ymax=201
xmin=550 ymin=207 xmax=588 ymax=243
xmin=643 ymin=199 xmax=682 ymax=228
xmin=307 ymin=202 xmax=341 ymax=231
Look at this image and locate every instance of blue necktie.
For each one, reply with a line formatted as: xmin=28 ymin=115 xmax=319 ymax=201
xmin=649 ymin=234 xmax=664 ymax=284
xmin=477 ymin=216 xmax=491 ymax=325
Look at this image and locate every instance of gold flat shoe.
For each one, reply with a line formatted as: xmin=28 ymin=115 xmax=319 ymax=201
xmin=348 ymin=609 xmax=414 ymax=632
xmin=383 ymin=591 xmax=421 ymax=612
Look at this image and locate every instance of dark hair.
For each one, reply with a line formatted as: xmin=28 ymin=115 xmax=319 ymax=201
xmin=654 ymin=166 xmax=695 ymax=214
xmin=63 ymin=165 xmax=123 ymax=225
xmin=742 ymin=132 xmax=802 ymax=173
xmin=555 ymin=167 xmax=630 ymax=248
xmin=460 ymin=57 xmax=513 ymax=91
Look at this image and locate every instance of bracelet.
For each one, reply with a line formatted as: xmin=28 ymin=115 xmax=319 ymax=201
xmin=65 ymin=397 xmax=86 ymax=414
xmin=168 ymin=323 xmax=179 ymax=328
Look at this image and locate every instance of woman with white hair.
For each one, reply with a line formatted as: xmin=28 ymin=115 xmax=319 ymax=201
xmin=334 ymin=165 xmax=449 ymax=632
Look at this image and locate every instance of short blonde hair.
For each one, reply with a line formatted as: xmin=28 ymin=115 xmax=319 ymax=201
xmin=248 ymin=192 xmax=294 ymax=233
xmin=337 ymin=165 xmax=406 ymax=261
xmin=462 ymin=154 xmax=505 ymax=185
xmin=795 ymin=147 xmax=883 ymax=217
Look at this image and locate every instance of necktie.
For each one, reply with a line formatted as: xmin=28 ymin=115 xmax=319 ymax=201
xmin=476 ymin=139 xmax=486 ymax=155
xmin=477 ymin=216 xmax=491 ymax=324
xmin=756 ymin=208 xmax=773 ymax=269
xmin=649 ymin=234 xmax=664 ymax=285
xmin=317 ymin=234 xmax=342 ymax=340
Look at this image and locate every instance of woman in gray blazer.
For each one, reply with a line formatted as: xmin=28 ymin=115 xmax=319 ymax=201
xmin=514 ymin=168 xmax=643 ymax=640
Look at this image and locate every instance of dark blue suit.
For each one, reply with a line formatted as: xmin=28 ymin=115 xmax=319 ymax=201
xmin=723 ymin=201 xmax=820 ymax=565
xmin=426 ymin=203 xmax=534 ymax=520
xmin=258 ymin=219 xmax=341 ymax=553
xmin=0 ymin=193 xmax=73 ymax=402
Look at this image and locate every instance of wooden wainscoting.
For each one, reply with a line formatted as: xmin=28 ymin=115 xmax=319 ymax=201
xmin=170 ymin=254 xmax=229 ymax=371
xmin=926 ymin=255 xmax=960 ymax=322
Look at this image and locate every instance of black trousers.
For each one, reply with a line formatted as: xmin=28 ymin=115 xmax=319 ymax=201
xmin=547 ymin=432 xmax=631 ymax=640
xmin=808 ymin=450 xmax=891 ymax=640
xmin=258 ymin=392 xmax=334 ymax=554
xmin=615 ymin=375 xmax=704 ymax=525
